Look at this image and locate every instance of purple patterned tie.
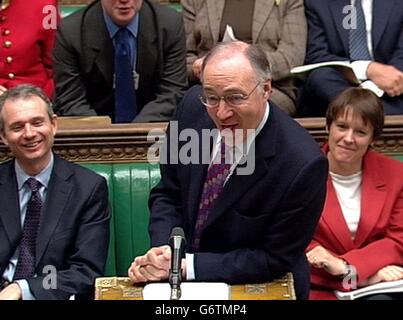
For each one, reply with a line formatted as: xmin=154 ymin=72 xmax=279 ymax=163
xmin=13 ymin=178 xmax=43 ymax=280
xmin=191 ymin=142 xmax=231 ymax=250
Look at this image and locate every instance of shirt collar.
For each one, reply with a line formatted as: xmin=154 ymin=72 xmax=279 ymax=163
xmin=102 ymin=9 xmax=139 ymax=39
xmin=15 ymin=153 xmax=54 ymax=191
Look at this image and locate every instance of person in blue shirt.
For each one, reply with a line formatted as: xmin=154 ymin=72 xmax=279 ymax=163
xmin=0 ymin=84 xmax=110 ymax=300
xmin=53 ymin=0 xmax=188 ymax=123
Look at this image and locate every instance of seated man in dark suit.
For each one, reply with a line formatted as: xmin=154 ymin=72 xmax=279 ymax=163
xmin=0 ymin=85 xmax=110 ymax=300
xmin=127 ymin=41 xmax=328 ymax=299
xmin=53 ymin=0 xmax=188 ymax=123
xmin=299 ymin=0 xmax=403 ymax=116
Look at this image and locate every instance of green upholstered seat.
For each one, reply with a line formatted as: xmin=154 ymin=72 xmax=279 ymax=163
xmin=81 ymin=155 xmax=402 ymax=277
xmin=392 ymin=155 xmax=403 ymax=162
xmin=60 ymin=5 xmax=85 ymax=18
xmin=60 ymin=3 xmax=182 ymax=18
xmin=82 ymin=163 xmax=160 ymax=276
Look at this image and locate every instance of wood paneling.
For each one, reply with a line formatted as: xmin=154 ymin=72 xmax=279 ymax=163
xmin=1 ymin=116 xmax=402 ymax=164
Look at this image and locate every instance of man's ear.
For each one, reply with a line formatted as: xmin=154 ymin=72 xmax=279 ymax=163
xmin=263 ymin=80 xmax=272 ymax=99
xmin=0 ymin=131 xmax=8 ymax=146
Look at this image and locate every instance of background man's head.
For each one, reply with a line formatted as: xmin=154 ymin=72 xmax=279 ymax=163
xmin=0 ymin=84 xmax=57 ymax=175
xmin=200 ymin=41 xmax=272 ymax=142
xmin=101 ymin=0 xmax=143 ymax=26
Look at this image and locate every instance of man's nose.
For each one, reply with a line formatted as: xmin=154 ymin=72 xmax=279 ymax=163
xmin=23 ymin=124 xmax=35 ymax=138
xmin=215 ymin=99 xmax=233 ymax=120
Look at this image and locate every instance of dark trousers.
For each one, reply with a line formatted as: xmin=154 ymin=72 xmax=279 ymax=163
xmin=297 ymin=67 xmax=403 ymax=117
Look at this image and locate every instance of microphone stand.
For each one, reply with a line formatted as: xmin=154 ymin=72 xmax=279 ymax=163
xmin=168 ymin=227 xmax=186 ymax=300
xmin=169 ymin=271 xmax=182 ymax=300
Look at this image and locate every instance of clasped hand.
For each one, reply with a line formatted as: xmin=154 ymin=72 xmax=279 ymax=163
xmin=367 ymin=62 xmax=403 ymax=97
xmin=306 ymin=245 xmax=347 ymax=276
xmin=128 ymin=245 xmax=172 ymax=284
xmin=0 ymin=283 xmax=22 ymax=300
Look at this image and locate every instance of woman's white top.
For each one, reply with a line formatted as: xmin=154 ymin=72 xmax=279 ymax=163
xmin=329 ymin=171 xmax=363 ymax=239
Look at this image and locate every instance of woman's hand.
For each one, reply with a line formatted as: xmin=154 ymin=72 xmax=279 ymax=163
xmin=306 ymin=245 xmax=347 ymax=276
xmin=361 ymin=265 xmax=403 ymax=286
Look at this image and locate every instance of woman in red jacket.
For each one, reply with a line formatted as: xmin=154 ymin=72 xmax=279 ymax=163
xmin=0 ymin=0 xmax=59 ymax=98
xmin=306 ymin=88 xmax=403 ymax=300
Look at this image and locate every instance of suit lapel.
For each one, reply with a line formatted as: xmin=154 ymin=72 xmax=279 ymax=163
xmin=321 ymin=178 xmax=355 ymax=252
xmin=371 ymin=0 xmax=394 ymax=52
xmin=330 ymin=0 xmax=350 ymax=55
xmin=206 ymin=0 xmax=225 ymax=43
xmin=354 ymin=152 xmax=386 ymax=246
xmin=252 ymin=0 xmax=275 ymax=43
xmin=35 ymin=156 xmax=73 ymax=267
xmin=0 ymin=160 xmax=22 ymax=248
xmin=202 ymin=106 xmax=277 ymax=232
xmin=82 ymin=2 xmax=114 ymax=86
xmin=137 ymin=2 xmax=158 ymax=94
xmin=205 ymin=156 xmax=269 ymax=230
xmin=186 ymin=116 xmax=215 ymax=232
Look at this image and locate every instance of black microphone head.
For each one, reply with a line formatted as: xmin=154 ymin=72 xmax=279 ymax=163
xmin=169 ymin=227 xmax=186 ymax=245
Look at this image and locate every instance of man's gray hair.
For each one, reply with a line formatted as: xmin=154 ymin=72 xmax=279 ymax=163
xmin=0 ymin=84 xmax=54 ymax=131
xmin=201 ymin=41 xmax=272 ymax=83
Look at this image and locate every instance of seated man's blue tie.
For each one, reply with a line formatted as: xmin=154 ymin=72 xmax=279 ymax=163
xmin=13 ymin=178 xmax=43 ymax=280
xmin=349 ymin=0 xmax=371 ymax=61
xmin=114 ymin=28 xmax=137 ymax=123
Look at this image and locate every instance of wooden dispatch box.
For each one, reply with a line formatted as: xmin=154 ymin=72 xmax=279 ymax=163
xmin=95 ymin=272 xmax=296 ymax=300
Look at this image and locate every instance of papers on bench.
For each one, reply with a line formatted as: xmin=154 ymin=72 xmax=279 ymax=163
xmin=291 ymin=61 xmax=384 ymax=97
xmin=334 ymin=279 xmax=403 ymax=300
xmin=222 ymin=25 xmax=237 ymax=42
xmin=143 ymin=282 xmax=230 ymax=300
xmin=291 ymin=61 xmax=360 ymax=84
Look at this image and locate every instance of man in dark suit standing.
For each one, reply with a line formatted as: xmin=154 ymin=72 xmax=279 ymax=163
xmin=299 ymin=0 xmax=403 ymax=116
xmin=128 ymin=41 xmax=328 ymax=299
xmin=53 ymin=0 xmax=188 ymax=123
xmin=0 ymin=85 xmax=110 ymax=300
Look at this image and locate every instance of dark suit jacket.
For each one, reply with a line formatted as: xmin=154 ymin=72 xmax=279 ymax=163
xmin=53 ymin=0 xmax=188 ymax=122
xmin=0 ymin=155 xmax=110 ymax=300
xmin=305 ymin=0 xmax=403 ymax=70
xmin=148 ymin=85 xmax=329 ymax=299
xmin=307 ymin=148 xmax=403 ymax=300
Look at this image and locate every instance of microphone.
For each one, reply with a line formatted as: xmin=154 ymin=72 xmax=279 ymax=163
xmin=168 ymin=227 xmax=186 ymax=300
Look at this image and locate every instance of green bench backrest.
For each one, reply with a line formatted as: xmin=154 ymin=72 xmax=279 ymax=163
xmin=60 ymin=3 xmax=182 ymax=18
xmin=81 ymin=154 xmax=402 ymax=276
xmin=393 ymin=155 xmax=403 ymax=162
xmin=81 ymin=163 xmax=160 ymax=276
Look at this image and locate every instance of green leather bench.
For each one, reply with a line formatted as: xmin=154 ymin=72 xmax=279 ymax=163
xmin=82 ymin=163 xmax=161 ymax=276
xmin=60 ymin=2 xmax=182 ymax=18
xmin=82 ymin=154 xmax=403 ymax=277
xmin=2 ymin=120 xmax=402 ymax=279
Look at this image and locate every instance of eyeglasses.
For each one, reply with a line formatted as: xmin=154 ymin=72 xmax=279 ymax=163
xmin=199 ymin=82 xmax=261 ymax=108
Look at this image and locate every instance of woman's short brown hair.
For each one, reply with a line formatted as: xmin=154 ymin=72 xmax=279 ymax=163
xmin=326 ymin=88 xmax=384 ymax=140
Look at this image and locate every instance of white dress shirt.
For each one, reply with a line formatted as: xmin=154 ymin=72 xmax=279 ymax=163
xmin=349 ymin=0 xmax=384 ymax=97
xmin=1 ymin=154 xmax=54 ymax=300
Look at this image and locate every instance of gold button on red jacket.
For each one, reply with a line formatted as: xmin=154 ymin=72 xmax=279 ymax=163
xmin=0 ymin=0 xmax=59 ymax=98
